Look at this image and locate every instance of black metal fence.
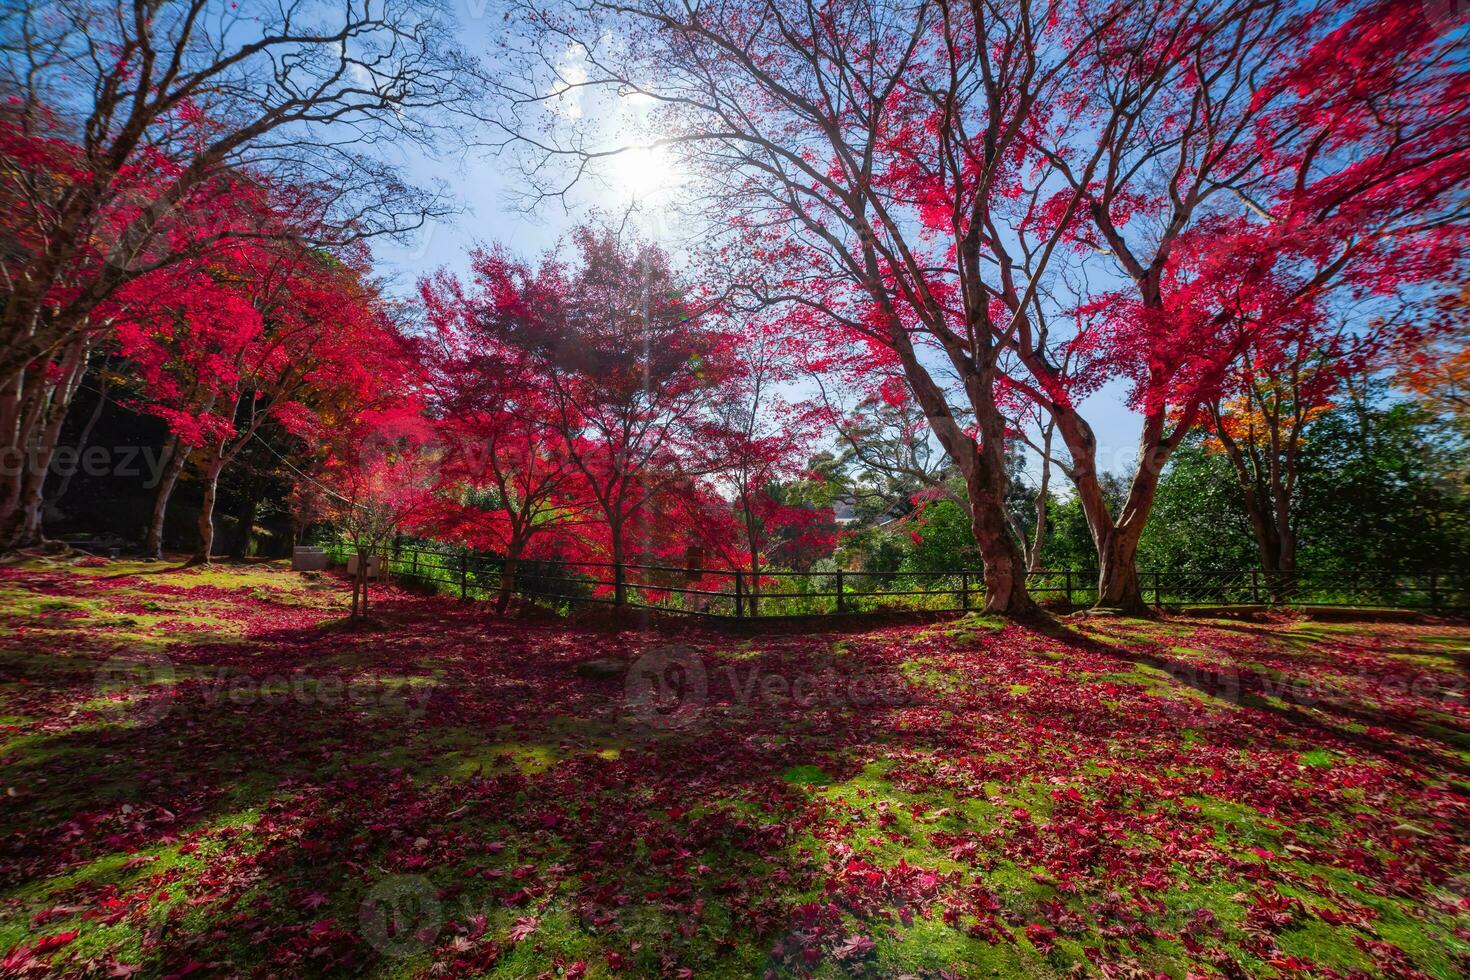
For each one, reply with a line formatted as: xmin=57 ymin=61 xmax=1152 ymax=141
xmin=321 ymin=541 xmax=1467 ymax=617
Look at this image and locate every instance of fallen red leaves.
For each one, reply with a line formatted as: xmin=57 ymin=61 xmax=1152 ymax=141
xmin=0 ymin=563 xmax=1466 ymax=977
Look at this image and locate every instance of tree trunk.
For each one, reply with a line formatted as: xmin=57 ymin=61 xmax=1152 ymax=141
xmin=748 ymin=553 xmax=762 ymax=618
xmin=0 ymin=374 xmax=26 ymax=550
xmin=968 ymin=484 xmax=1039 ymax=616
xmin=744 ymin=507 xmax=762 ymax=617
xmin=190 ymin=458 xmax=225 ymax=565
xmin=1210 ymin=412 xmax=1299 ymax=604
xmin=1258 ymin=523 xmax=1298 ymax=602
xmin=880 ymin=319 xmax=1039 ymax=618
xmin=0 ymin=446 xmax=34 ymax=554
xmin=143 ymin=437 xmax=189 ymax=559
xmin=495 ymin=550 xmax=519 ymax=615
xmin=611 ymin=529 xmax=627 ymax=607
xmin=1029 ymin=494 xmax=1049 ymax=575
xmin=958 ymin=390 xmax=1040 ymax=618
xmin=971 ymin=386 xmax=1040 ymax=618
xmin=1245 ymin=490 xmax=1277 ymax=571
xmin=15 ymin=460 xmax=50 ymax=547
xmin=2 ymin=339 xmax=88 ymax=550
xmin=1047 ymin=401 xmax=1169 ymax=616
xmin=230 ymin=493 xmax=259 ymax=560
xmin=351 ymin=558 xmax=363 ymax=619
xmin=1028 ymin=431 xmax=1053 ymax=575
xmin=1096 ymin=525 xmax=1147 ymax=612
xmin=1273 ymin=528 xmax=1298 ymax=602
xmin=1244 ymin=494 xmax=1295 ymax=602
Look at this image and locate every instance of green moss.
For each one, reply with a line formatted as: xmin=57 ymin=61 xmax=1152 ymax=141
xmin=3 ymin=564 xmax=1467 ymax=978
xmin=1298 ymin=748 xmax=1336 ymax=768
xmin=875 ymin=917 xmax=1046 ymax=978
xmin=782 ymin=764 xmax=833 ymax=786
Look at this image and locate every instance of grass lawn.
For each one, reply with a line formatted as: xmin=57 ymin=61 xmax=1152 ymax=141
xmin=1 ymin=557 xmax=1467 ymax=978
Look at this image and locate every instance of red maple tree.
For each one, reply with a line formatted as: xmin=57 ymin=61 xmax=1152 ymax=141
xmin=418 ymin=264 xmax=595 ymax=612
xmin=493 ymin=0 xmax=1470 ymax=613
xmin=421 ymin=229 xmax=735 ymax=606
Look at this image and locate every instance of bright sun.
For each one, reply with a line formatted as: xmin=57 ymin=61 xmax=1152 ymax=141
xmin=607 ymin=143 xmax=679 ymax=202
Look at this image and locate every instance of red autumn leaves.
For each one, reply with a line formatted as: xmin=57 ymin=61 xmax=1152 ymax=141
xmin=2 ymin=564 xmax=1468 ymax=976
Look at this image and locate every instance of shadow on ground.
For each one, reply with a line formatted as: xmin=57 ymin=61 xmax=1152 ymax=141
xmin=1 ymin=559 xmax=1467 ymax=978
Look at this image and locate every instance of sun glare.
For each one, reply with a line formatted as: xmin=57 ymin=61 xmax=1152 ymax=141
xmin=607 ymin=143 xmax=679 ymax=202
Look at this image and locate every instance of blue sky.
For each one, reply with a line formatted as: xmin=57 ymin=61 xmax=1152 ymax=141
xmin=368 ymin=0 xmax=1148 ymax=483
xmin=371 ymin=142 xmax=1150 ymax=485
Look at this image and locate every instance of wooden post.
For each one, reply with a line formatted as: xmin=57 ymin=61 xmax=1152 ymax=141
xmin=1251 ymin=569 xmax=1260 ymax=605
xmin=960 ymin=571 xmax=969 ymax=611
xmin=734 ymin=570 xmax=744 ymax=618
xmin=684 ymin=544 xmax=704 ymax=582
xmin=1428 ymin=571 xmax=1439 ymax=611
xmin=1064 ymin=569 xmax=1073 ymax=608
xmin=460 ymin=552 xmax=468 ymax=600
xmin=411 ymin=549 xmax=418 ymax=579
xmin=835 ymin=569 xmax=845 ymax=613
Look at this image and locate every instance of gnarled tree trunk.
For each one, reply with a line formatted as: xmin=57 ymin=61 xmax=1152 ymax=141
xmin=1095 ymin=525 xmax=1146 ymax=612
xmin=1047 ymin=402 xmax=1166 ymax=616
xmin=966 ymin=418 xmax=1039 ymax=618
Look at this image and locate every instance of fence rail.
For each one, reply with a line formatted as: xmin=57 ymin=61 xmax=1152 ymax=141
xmin=320 ymin=541 xmax=1468 ymax=618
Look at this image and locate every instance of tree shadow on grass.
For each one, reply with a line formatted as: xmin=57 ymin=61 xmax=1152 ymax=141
xmin=2 ymin=589 xmax=965 ymax=975
xmin=5 ymin=579 xmax=1469 ymax=977
xmin=1029 ymin=615 xmax=1470 ymax=780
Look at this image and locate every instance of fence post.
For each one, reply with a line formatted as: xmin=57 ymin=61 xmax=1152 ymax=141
xmin=960 ymin=571 xmax=969 ymax=611
xmin=835 ymin=569 xmax=845 ymax=613
xmin=1064 ymin=569 xmax=1073 ymax=608
xmin=734 ymin=570 xmax=744 ymax=618
xmin=1251 ymin=569 xmax=1260 ymax=605
xmin=411 ymin=549 xmax=418 ymax=579
xmin=460 ymin=552 xmax=468 ymax=600
xmin=1429 ymin=571 xmax=1439 ymax=611
xmin=1153 ymin=571 xmax=1161 ymax=607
